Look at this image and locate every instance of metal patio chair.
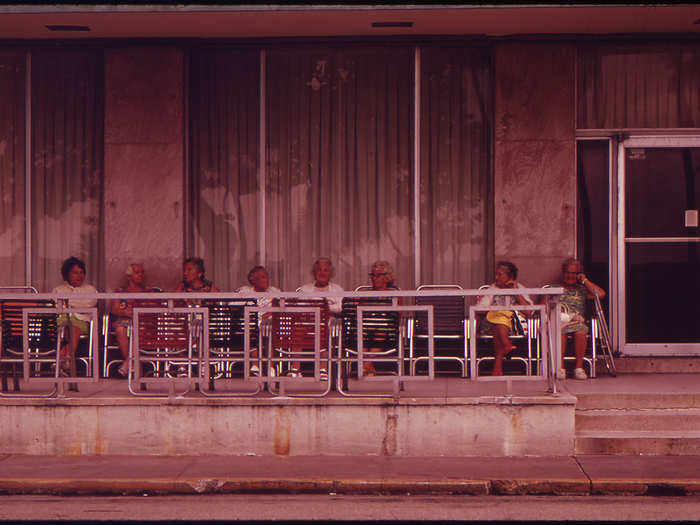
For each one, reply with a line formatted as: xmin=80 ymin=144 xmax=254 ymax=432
xmin=199 ymin=298 xmax=262 ymax=396
xmin=0 ymin=295 xmax=58 ymax=396
xmin=128 ymin=306 xmax=207 ymax=397
xmin=412 ymin=284 xmax=468 ymax=377
xmin=262 ymin=297 xmax=333 ymax=397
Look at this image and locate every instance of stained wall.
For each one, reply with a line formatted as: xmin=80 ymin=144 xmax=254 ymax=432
xmin=493 ymin=41 xmax=577 ymax=286
xmin=104 ymin=46 xmax=185 ymax=292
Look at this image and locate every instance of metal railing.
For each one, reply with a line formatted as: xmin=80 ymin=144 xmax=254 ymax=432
xmin=0 ymin=287 xmax=565 ymax=398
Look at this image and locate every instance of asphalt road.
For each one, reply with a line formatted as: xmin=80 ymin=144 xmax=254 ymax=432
xmin=3 ymin=494 xmax=700 ymax=521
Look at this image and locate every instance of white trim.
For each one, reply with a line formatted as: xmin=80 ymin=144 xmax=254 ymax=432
xmin=623 ymin=135 xmax=700 ymax=148
xmin=259 ymin=50 xmax=266 ymax=267
xmin=24 ymin=51 xmax=31 ymax=287
xmin=616 ymin=139 xmax=626 ymax=355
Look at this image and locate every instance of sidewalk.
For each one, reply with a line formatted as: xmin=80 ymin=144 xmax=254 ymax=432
xmin=0 ymin=454 xmax=699 ymax=496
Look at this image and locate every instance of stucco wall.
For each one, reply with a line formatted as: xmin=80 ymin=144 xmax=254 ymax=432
xmin=104 ymin=46 xmax=184 ymax=292
xmin=0 ymin=398 xmax=575 ymax=457
xmin=494 ymin=41 xmax=576 ymax=286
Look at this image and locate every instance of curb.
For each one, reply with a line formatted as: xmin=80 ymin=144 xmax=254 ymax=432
xmin=2 ymin=477 xmax=699 ymax=496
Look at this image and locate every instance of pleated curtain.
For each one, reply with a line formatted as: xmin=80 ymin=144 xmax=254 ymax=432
xmin=577 ymin=42 xmax=700 ymax=129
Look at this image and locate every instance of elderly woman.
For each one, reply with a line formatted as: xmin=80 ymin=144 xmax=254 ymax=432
xmin=476 ymin=261 xmax=533 ymax=376
xmin=289 ymin=257 xmax=344 ymax=379
xmin=368 ymin=260 xmax=398 ymax=292
xmin=362 ymin=260 xmax=399 ymax=376
xmin=298 ymin=257 xmax=344 ymax=314
xmin=237 ymin=265 xmax=281 ymax=377
xmin=52 ymin=256 xmax=98 ymax=376
xmin=552 ymin=258 xmax=606 ymax=380
xmin=237 ymin=265 xmax=280 ymax=306
xmin=109 ymin=263 xmax=157 ymax=377
xmin=175 ymin=257 xmax=218 ymax=293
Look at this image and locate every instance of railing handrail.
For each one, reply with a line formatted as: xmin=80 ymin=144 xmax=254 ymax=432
xmin=0 ymin=287 xmax=564 ymax=302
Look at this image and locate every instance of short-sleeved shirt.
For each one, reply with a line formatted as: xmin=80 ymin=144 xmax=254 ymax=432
xmin=299 ymin=282 xmax=344 ymax=313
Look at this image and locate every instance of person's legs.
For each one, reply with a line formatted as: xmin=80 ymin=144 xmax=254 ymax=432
xmin=115 ymin=325 xmax=129 ymax=375
xmin=573 ymin=331 xmax=587 ymax=369
xmin=492 ymin=324 xmax=512 ymax=376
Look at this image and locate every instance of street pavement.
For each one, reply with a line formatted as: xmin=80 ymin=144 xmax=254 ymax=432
xmin=0 ymin=454 xmax=699 ymax=496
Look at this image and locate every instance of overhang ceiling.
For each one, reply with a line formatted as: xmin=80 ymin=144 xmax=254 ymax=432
xmin=0 ymin=4 xmax=699 ymax=40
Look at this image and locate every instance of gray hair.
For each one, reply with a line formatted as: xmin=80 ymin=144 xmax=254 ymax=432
xmin=370 ymin=260 xmax=395 ymax=286
xmin=561 ymin=257 xmax=582 ymax=273
xmin=311 ymin=257 xmax=334 ymax=277
xmin=126 ymin=263 xmax=144 ymax=276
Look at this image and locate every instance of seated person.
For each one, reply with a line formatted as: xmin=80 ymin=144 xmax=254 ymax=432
xmin=109 ymin=263 xmax=157 ymax=377
xmin=290 ymin=257 xmax=344 ymax=378
xmin=52 ymin=256 xmax=98 ymax=376
xmin=237 ymin=265 xmax=281 ymax=376
xmin=237 ymin=265 xmax=281 ymax=308
xmin=298 ymin=257 xmax=343 ymax=315
xmin=175 ymin=257 xmax=218 ymax=293
xmin=362 ymin=260 xmax=399 ymax=376
xmin=476 ymin=261 xmax=533 ymax=376
xmin=547 ymin=257 xmax=606 ymax=380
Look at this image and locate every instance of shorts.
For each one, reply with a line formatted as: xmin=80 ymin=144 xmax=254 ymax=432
xmin=57 ymin=314 xmax=90 ymax=335
xmin=479 ymin=318 xmax=517 ymax=336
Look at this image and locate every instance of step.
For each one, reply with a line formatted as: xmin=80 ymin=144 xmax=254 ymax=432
xmin=576 ymin=408 xmax=700 ymax=433
xmin=576 ymin=431 xmax=700 ymax=455
xmin=575 ymin=393 xmax=700 ymax=410
xmin=602 ymin=357 xmax=700 ymax=374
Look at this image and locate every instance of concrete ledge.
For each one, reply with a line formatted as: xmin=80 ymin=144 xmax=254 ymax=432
xmin=4 ymin=477 xmax=700 ymax=497
xmin=0 ymin=396 xmax=576 ymax=457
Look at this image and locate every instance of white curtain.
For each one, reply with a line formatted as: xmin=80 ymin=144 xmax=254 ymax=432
xmin=0 ymin=50 xmax=26 ymax=286
xmin=577 ymin=42 xmax=700 ymax=129
xmin=265 ymin=46 xmax=414 ymax=291
xmin=30 ymin=48 xmax=104 ymax=292
xmin=419 ymin=45 xmax=493 ymax=288
xmin=189 ymin=48 xmax=260 ymax=291
xmin=189 ymin=43 xmax=494 ymax=292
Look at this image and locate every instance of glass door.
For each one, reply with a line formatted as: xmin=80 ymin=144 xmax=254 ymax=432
xmin=618 ymin=136 xmax=700 ymax=355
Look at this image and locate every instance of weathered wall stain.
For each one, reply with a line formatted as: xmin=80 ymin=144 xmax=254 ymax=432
xmin=273 ymin=407 xmax=291 ymax=456
xmin=381 ymin=406 xmax=398 ymax=456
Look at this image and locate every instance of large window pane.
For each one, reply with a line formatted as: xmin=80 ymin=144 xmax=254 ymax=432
xmin=188 ymin=48 xmax=260 ymax=291
xmin=0 ymin=50 xmax=26 ymax=286
xmin=577 ymin=43 xmax=700 ymax=129
xmin=420 ymin=45 xmax=492 ymax=288
xmin=31 ymin=48 xmax=105 ymax=292
xmin=266 ymin=47 xmax=414 ymax=290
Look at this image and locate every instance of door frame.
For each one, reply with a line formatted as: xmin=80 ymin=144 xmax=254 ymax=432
xmin=616 ymin=134 xmax=700 ymax=356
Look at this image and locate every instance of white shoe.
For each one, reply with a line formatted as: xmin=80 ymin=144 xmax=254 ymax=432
xmin=574 ymin=367 xmax=587 ymax=380
xmin=250 ymin=365 xmax=260 ymax=377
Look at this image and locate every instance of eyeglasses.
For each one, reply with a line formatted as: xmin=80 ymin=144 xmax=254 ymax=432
xmin=369 ymin=272 xmax=388 ymax=277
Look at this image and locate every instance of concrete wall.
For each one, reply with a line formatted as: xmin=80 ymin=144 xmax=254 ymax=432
xmin=104 ymin=46 xmax=185 ymax=293
xmin=0 ymin=398 xmax=575 ymax=456
xmin=493 ymin=41 xmax=576 ymax=286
